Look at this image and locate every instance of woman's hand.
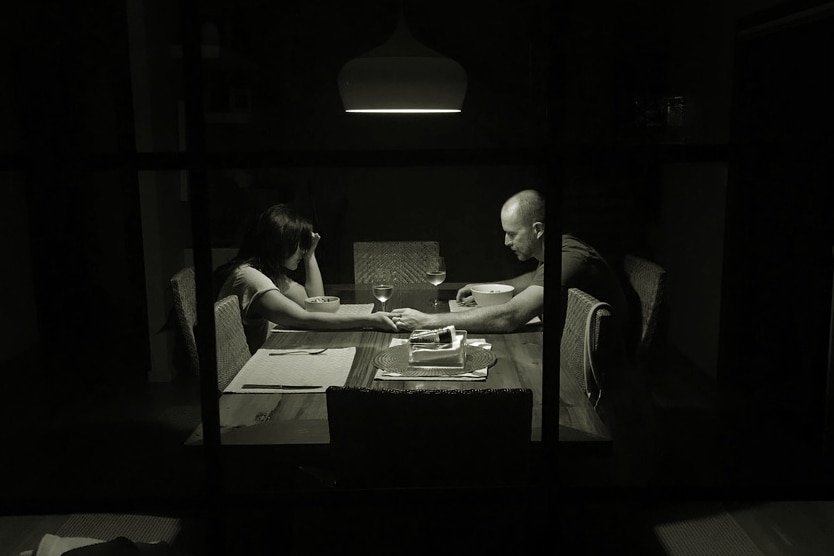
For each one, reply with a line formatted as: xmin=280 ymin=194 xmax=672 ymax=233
xmin=304 ymin=232 xmax=321 ymax=262
xmin=370 ymin=312 xmax=398 ymax=332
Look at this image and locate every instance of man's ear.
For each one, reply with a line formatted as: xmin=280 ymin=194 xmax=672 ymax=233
xmin=533 ymin=221 xmax=544 ymax=239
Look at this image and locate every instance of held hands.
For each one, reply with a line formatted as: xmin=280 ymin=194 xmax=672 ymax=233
xmin=390 ymin=308 xmax=429 ymax=331
xmin=371 ymin=312 xmax=399 ymax=332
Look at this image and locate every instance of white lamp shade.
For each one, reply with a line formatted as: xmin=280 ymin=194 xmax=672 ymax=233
xmin=337 ymin=17 xmax=467 ymax=113
xmin=339 ymin=56 xmax=467 ymax=112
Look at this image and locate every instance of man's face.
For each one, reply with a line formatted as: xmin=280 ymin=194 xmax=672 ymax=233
xmin=501 ymin=206 xmax=536 ymax=261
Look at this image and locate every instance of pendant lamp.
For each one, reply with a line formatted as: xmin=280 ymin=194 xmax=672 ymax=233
xmin=338 ymin=14 xmax=467 ymax=113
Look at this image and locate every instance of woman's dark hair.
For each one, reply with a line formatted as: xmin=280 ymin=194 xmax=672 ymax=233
xmin=214 ymin=204 xmax=314 ymax=296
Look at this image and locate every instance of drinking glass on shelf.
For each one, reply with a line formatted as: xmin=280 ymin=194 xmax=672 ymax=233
xmin=372 ymin=272 xmax=394 ymax=312
xmin=425 ymin=256 xmax=446 ymax=307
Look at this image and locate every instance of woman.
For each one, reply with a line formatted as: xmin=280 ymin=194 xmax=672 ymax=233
xmin=215 ymin=204 xmax=397 ymax=352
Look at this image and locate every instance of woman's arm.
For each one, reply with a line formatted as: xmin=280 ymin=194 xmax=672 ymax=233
xmin=303 ymin=233 xmax=325 ymax=297
xmin=253 ymin=289 xmax=398 ymax=331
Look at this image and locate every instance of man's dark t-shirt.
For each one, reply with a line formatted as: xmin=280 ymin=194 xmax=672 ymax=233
xmin=560 ymin=234 xmax=630 ymax=353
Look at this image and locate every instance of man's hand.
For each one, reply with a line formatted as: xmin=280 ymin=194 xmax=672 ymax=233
xmin=391 ymin=308 xmax=431 ymax=331
xmin=455 ymin=284 xmax=477 ymax=306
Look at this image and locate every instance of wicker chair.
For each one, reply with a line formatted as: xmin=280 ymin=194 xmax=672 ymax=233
xmin=559 ymin=287 xmax=615 ymax=406
xmin=214 ymin=295 xmax=251 ymax=391
xmin=170 ymin=267 xmax=199 ymax=374
xmin=21 ymin=513 xmax=186 ymax=555
xmin=353 ymin=241 xmax=440 ymax=284
xmin=326 ymin=386 xmax=533 ymax=488
xmin=622 ymin=254 xmax=666 ymax=364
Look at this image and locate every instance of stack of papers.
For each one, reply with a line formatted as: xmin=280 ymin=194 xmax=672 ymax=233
xmin=223 ymin=347 xmax=356 ymax=393
xmin=374 ymin=338 xmax=492 ymax=382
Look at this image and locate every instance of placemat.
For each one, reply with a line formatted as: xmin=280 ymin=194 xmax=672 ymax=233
xmin=223 ymin=347 xmax=356 ymax=393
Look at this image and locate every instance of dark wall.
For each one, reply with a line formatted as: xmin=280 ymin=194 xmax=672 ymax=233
xmin=0 ymin=176 xmax=39 ymax=364
xmin=720 ymin=9 xmax=834 ymax=454
xmin=206 ymin=169 xmax=544 ymax=284
xmin=6 ymin=2 xmax=151 ymax=376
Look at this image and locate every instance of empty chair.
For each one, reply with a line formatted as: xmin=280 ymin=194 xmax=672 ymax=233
xmin=560 ymin=287 xmax=617 ymax=406
xmin=214 ymin=295 xmax=251 ymax=391
xmin=170 ymin=267 xmax=199 ymax=374
xmin=622 ymin=254 xmax=666 ymax=365
xmin=326 ymin=386 xmax=533 ymax=489
xmin=353 ymin=241 xmax=440 ymax=284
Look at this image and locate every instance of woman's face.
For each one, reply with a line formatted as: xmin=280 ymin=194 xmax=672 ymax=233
xmin=282 ymin=246 xmax=303 ymax=270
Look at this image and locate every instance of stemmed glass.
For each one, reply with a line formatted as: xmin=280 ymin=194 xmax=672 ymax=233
xmin=372 ymin=272 xmax=394 ymax=312
xmin=425 ymin=256 xmax=446 ymax=307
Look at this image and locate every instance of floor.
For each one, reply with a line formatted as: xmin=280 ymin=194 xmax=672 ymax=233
xmin=5 ymin=340 xmax=834 ymax=555
xmin=560 ymin=500 xmax=834 ymax=556
xmin=574 ymin=338 xmax=834 ymax=489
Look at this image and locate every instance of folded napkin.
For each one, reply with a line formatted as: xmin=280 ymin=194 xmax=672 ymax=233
xmin=374 ymin=338 xmax=491 ymax=382
xmin=272 ymin=303 xmax=375 ymax=332
xmin=224 ymin=347 xmax=356 ymax=393
xmin=448 ymin=300 xmax=542 ymax=324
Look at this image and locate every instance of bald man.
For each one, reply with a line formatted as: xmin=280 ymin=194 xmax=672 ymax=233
xmin=392 ymin=189 xmax=545 ymax=333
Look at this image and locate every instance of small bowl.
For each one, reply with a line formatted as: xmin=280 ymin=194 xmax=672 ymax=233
xmin=471 ymin=284 xmax=514 ymax=306
xmin=304 ymin=295 xmax=340 ymax=313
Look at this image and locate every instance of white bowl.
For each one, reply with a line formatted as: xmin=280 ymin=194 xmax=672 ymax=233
xmin=304 ymin=295 xmax=340 ymax=313
xmin=471 ymin=284 xmax=514 ymax=306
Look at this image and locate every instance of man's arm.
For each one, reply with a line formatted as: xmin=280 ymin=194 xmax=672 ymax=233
xmin=457 ymin=270 xmax=537 ymax=304
xmin=500 ymin=271 xmax=536 ymax=294
xmin=394 ymin=283 xmax=543 ymax=333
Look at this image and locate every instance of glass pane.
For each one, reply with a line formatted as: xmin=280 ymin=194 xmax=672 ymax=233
xmin=204 ymin=169 xmax=545 ymax=495
xmin=1 ymin=169 xmax=203 ymax=501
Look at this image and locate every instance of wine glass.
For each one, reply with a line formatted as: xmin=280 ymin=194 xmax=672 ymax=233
xmin=425 ymin=256 xmax=446 ymax=307
xmin=372 ymin=272 xmax=394 ymax=312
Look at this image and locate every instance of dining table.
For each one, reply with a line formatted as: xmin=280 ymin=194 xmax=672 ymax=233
xmin=185 ymin=282 xmax=544 ymax=448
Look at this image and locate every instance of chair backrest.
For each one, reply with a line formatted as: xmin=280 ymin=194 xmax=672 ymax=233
xmin=622 ymin=254 xmax=666 ymax=362
xmin=214 ymin=295 xmax=251 ymax=391
xmin=170 ymin=267 xmax=199 ymax=374
xmin=326 ymin=386 xmax=533 ymax=488
xmin=353 ymin=241 xmax=440 ymax=284
xmin=560 ymin=287 xmax=615 ymax=402
xmin=50 ymin=513 xmax=183 ymax=545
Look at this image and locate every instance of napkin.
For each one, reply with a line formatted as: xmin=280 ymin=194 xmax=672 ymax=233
xmin=374 ymin=338 xmax=491 ymax=381
xmin=223 ymin=347 xmax=356 ymax=393
xmin=272 ymin=303 xmax=375 ymax=332
xmin=448 ymin=300 xmax=542 ymax=324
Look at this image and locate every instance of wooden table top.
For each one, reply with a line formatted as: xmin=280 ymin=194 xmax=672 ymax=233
xmin=186 ymin=283 xmax=543 ymax=446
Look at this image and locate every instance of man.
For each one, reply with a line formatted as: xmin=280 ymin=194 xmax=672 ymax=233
xmin=391 ymin=189 xmax=545 ymax=333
